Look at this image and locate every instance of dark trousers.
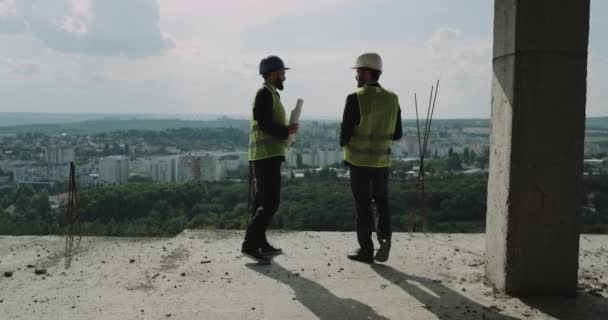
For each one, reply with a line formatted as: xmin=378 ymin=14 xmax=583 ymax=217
xmin=349 ymin=165 xmax=391 ymax=252
xmin=243 ymin=157 xmax=282 ymax=250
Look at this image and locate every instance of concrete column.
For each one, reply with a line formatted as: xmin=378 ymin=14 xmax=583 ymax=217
xmin=486 ymin=0 xmax=590 ymax=296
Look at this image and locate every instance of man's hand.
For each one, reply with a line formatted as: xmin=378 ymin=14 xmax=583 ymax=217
xmin=288 ymin=123 xmax=299 ymax=135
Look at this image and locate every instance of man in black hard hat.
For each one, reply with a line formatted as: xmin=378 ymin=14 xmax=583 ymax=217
xmin=241 ymin=55 xmax=299 ymax=264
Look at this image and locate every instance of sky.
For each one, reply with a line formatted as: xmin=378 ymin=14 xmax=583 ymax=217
xmin=0 ymin=0 xmax=606 ymax=119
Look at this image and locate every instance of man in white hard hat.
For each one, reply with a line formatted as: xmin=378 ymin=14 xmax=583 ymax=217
xmin=340 ymin=52 xmax=402 ymax=263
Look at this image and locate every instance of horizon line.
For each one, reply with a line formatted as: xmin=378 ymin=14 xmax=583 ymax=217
xmin=1 ymin=111 xmax=607 ymax=121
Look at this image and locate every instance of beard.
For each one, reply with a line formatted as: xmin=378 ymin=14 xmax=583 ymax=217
xmin=357 ymin=80 xmax=365 ymax=88
xmin=275 ymin=79 xmax=285 ymax=91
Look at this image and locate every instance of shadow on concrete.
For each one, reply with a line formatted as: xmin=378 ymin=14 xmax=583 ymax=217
xmin=521 ymin=293 xmax=608 ymax=320
xmin=371 ymin=264 xmax=519 ymax=320
xmin=247 ymin=263 xmax=390 ymax=320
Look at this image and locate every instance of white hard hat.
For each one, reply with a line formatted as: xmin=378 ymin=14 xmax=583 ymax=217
xmin=353 ymin=52 xmax=383 ymax=72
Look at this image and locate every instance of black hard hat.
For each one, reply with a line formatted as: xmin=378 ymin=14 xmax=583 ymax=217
xmin=259 ymin=55 xmax=289 ymax=75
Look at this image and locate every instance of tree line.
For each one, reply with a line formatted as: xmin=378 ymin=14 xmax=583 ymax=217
xmin=1 ymin=173 xmax=607 ymax=236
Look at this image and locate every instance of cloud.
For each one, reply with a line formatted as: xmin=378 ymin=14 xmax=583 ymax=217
xmin=427 ymin=28 xmax=462 ymax=49
xmin=0 ymin=0 xmax=16 ymax=14
xmin=0 ymin=0 xmax=604 ymax=118
xmin=12 ymin=0 xmax=173 ymax=57
xmin=0 ymin=0 xmax=26 ymax=32
xmin=0 ymin=56 xmax=40 ymax=75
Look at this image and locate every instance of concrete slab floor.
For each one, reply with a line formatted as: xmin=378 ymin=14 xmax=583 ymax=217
xmin=0 ymin=230 xmax=606 ymax=320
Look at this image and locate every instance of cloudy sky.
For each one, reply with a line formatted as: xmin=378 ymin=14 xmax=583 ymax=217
xmin=0 ymin=0 xmax=606 ymax=119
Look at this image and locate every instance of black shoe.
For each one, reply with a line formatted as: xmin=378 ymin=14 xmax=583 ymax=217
xmin=241 ymin=248 xmax=271 ymax=264
xmin=347 ymin=249 xmax=374 ymax=264
xmin=375 ymin=239 xmax=391 ymax=262
xmin=261 ymin=243 xmax=283 ymax=256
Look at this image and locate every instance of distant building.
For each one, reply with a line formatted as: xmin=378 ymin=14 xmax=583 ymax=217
xmin=166 ymin=146 xmax=181 ymax=154
xmin=79 ymin=173 xmax=100 ymax=187
xmin=297 ymin=148 xmax=343 ymax=168
xmin=200 ymin=153 xmax=222 ymax=182
xmin=404 ymin=135 xmax=422 ymax=156
xmin=585 ymin=143 xmax=602 ymax=155
xmin=218 ymin=152 xmax=248 ymax=172
xmin=0 ymin=160 xmax=35 ymax=174
xmin=433 ymin=145 xmax=465 ymax=157
xmin=174 ymin=153 xmax=225 ymax=183
xmin=151 ymin=156 xmax=178 ymax=183
xmin=285 ymin=150 xmax=298 ymax=168
xmin=75 ymin=162 xmax=99 ymax=187
xmin=99 ymin=156 xmax=130 ymax=184
xmin=462 ymin=127 xmax=491 ymax=135
xmin=13 ymin=163 xmax=69 ymax=184
xmin=49 ymin=164 xmax=70 ymax=181
xmin=13 ymin=165 xmax=41 ymax=183
xmin=45 ymin=146 xmax=75 ymax=164
xmin=323 ymin=148 xmax=343 ymax=167
xmin=584 ymin=158 xmax=607 ymax=175
xmin=130 ymin=158 xmax=152 ymax=177
xmin=177 ymin=154 xmax=202 ymax=183
xmin=281 ymin=169 xmax=293 ymax=180
xmin=0 ymin=176 xmax=10 ymax=185
xmin=301 ymin=150 xmax=314 ymax=167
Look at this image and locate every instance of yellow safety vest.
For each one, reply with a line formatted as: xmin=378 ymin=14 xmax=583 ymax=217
xmin=344 ymin=86 xmax=399 ymax=167
xmin=248 ymin=84 xmax=287 ymax=161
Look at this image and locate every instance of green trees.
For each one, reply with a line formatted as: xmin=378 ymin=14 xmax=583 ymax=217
xmin=0 ymin=186 xmax=60 ymax=235
xmin=447 ymin=153 xmax=463 ymax=171
xmin=1 ymin=173 xmax=606 ymax=236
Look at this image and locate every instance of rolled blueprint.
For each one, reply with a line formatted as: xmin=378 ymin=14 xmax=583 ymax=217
xmin=286 ymin=98 xmax=304 ymax=148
